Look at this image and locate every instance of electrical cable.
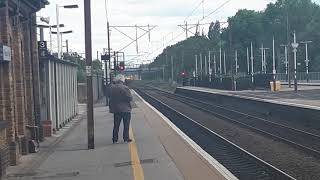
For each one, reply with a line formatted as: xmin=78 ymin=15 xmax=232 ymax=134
xmin=200 ymin=0 xmax=232 ymax=22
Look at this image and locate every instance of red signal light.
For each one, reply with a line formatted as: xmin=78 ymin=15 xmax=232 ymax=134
xmin=119 ymin=62 xmax=125 ymax=71
xmin=180 ymin=71 xmax=187 ymax=77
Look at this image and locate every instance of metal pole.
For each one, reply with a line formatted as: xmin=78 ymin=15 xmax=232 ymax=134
xmin=105 ymin=22 xmax=111 ymax=106
xmin=49 ymin=27 xmax=53 ymax=53
xmin=107 ymin=22 xmax=111 ymax=70
xmin=171 ymin=56 xmax=174 ymax=82
xmin=185 ymin=21 xmax=188 ymax=38
xmin=287 ymin=11 xmax=291 ymax=88
xmin=301 ymin=41 xmax=312 ymax=82
xmin=114 ymin=51 xmax=117 ymax=76
xmin=223 ymin=52 xmax=226 ymax=75
xmin=204 ymin=56 xmax=207 ymax=75
xmin=40 ymin=27 xmax=44 ymax=41
xmin=272 ymin=37 xmax=276 ymax=91
xmin=56 ymin=4 xmax=61 ymax=59
xmin=251 ymin=42 xmax=254 ymax=89
xmin=200 ymin=53 xmax=203 ymax=80
xmin=235 ymin=50 xmax=238 ymax=74
xmin=60 ymin=33 xmax=63 ymax=56
xmin=285 ymin=46 xmax=288 ymax=76
xmin=162 ymin=66 xmax=165 ymax=81
xmin=292 ymin=31 xmax=298 ymax=92
xmin=182 ymin=51 xmax=185 ymax=72
xmin=214 ymin=53 xmax=217 ymax=76
xmin=66 ymin=40 xmax=69 ymax=54
xmin=247 ymin=47 xmax=250 ymax=75
xmin=306 ymin=43 xmax=309 ymax=82
xmin=219 ymin=48 xmax=222 ymax=75
xmin=281 ymin=44 xmax=289 ymax=83
xmin=135 ymin=25 xmax=138 ymax=54
xmin=195 ymin=55 xmax=198 ymax=78
xmin=208 ymin=51 xmax=211 ymax=75
xmin=84 ymin=0 xmax=94 ymax=149
xmin=261 ymin=44 xmax=264 ymax=73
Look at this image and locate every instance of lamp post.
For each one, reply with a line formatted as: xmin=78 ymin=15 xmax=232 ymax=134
xmin=195 ymin=55 xmax=198 ymax=79
xmin=213 ymin=53 xmax=217 ymax=76
xmin=260 ymin=43 xmax=264 ymax=73
xmin=37 ymin=24 xmax=65 ymax=53
xmin=291 ymin=31 xmax=299 ymax=92
xmin=171 ymin=56 xmax=174 ymax=82
xmin=247 ymin=47 xmax=250 ymax=75
xmin=251 ymin=42 xmax=254 ymax=89
xmin=272 ymin=37 xmax=276 ymax=91
xmin=235 ymin=49 xmax=238 ymax=74
xmin=56 ymin=4 xmax=79 ymax=59
xmin=300 ymin=41 xmax=312 ymax=82
xmin=280 ymin=44 xmax=288 ymax=79
xmin=51 ymin=30 xmax=73 ymax=57
xmin=208 ymin=51 xmax=211 ymax=81
xmin=38 ymin=16 xmax=50 ymax=41
xmin=260 ymin=44 xmax=269 ymax=74
xmin=223 ymin=51 xmax=226 ymax=75
xmin=219 ymin=48 xmax=222 ymax=76
xmin=200 ymin=53 xmax=203 ymax=80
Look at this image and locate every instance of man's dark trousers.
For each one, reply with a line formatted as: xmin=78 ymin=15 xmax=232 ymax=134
xmin=113 ymin=112 xmax=131 ymax=142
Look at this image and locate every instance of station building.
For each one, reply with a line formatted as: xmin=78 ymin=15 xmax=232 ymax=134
xmin=0 ymin=0 xmax=49 ymax=176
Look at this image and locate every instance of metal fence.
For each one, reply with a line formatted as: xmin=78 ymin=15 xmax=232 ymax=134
xmin=189 ymin=73 xmax=273 ymax=91
xmin=277 ymin=72 xmax=320 ymax=82
xmin=41 ymin=57 xmax=78 ymax=131
xmin=78 ymin=74 xmax=104 ymax=104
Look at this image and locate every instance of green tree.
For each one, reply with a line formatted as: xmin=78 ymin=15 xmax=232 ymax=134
xmin=208 ymin=20 xmax=221 ymax=44
xmin=151 ymin=0 xmax=320 ymax=76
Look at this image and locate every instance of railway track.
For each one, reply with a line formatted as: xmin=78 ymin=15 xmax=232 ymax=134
xmin=147 ymin=87 xmax=320 ymax=159
xmin=134 ymin=87 xmax=296 ymax=180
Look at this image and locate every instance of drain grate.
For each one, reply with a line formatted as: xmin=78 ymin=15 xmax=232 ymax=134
xmin=114 ymin=161 xmax=132 ymax=167
xmin=140 ymin=158 xmax=157 ymax=164
xmin=114 ymin=158 xmax=157 ymax=168
xmin=7 ymin=172 xmax=38 ymax=177
xmin=32 ymin=171 xmax=80 ymax=179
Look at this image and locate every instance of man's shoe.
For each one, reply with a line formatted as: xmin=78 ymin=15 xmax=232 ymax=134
xmin=113 ymin=139 xmax=118 ymax=144
xmin=124 ymin=139 xmax=132 ymax=143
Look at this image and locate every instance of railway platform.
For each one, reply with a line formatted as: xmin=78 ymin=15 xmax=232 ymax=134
xmin=4 ymin=93 xmax=236 ymax=180
xmin=177 ymin=86 xmax=320 ymax=110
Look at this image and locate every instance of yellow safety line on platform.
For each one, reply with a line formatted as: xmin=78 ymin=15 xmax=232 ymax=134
xmin=129 ymin=127 xmax=145 ymax=180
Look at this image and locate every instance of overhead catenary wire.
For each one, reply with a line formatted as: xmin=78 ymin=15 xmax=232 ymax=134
xmin=145 ymin=31 xmax=186 ymax=60
xmin=185 ymin=0 xmax=205 ymax=22
xmin=200 ymin=0 xmax=232 ymax=22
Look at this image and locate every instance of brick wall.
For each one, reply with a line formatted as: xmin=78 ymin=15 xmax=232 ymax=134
xmin=22 ymin=15 xmax=35 ymax=141
xmin=0 ymin=0 xmax=46 ymax=176
xmin=12 ymin=16 xmax=26 ymax=137
xmin=30 ymin=14 xmax=41 ymax=131
xmin=0 ymin=1 xmax=13 ymax=174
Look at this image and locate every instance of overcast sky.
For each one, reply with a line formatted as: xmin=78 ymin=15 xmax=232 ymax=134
xmin=38 ymin=0 xmax=319 ymax=66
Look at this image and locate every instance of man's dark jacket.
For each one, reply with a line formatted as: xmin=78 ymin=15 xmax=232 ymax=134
xmin=109 ymin=83 xmax=133 ymax=113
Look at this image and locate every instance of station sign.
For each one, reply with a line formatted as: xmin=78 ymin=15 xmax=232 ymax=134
xmin=0 ymin=44 xmax=12 ymax=62
xmin=101 ymin=54 xmax=110 ymax=61
xmin=38 ymin=41 xmax=48 ymax=59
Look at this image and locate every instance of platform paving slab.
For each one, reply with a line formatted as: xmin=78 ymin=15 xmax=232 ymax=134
xmin=4 ymin=96 xmax=185 ymax=180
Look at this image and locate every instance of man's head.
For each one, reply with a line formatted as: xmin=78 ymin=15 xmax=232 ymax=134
xmin=113 ymin=74 xmax=125 ymax=84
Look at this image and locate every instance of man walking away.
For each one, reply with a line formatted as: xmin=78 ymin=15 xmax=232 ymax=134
xmin=109 ymin=74 xmax=133 ymax=144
